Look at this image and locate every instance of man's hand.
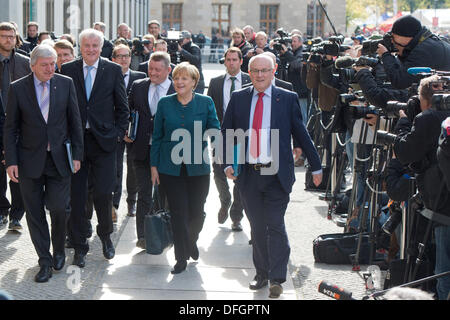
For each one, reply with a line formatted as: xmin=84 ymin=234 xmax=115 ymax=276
xmin=73 ymin=160 xmax=81 ymax=173
xmin=398 ymin=110 xmax=407 ymax=118
xmin=293 ymin=147 xmax=303 ymax=161
xmin=376 ymin=44 xmax=388 ymax=57
xmin=7 ymin=165 xmax=19 ymax=183
xmin=225 ymin=167 xmax=237 ymax=181
xmin=364 ymin=114 xmax=378 ymax=127
xmin=313 ymin=172 xmax=322 ymax=187
xmin=123 ymin=136 xmax=134 ymax=143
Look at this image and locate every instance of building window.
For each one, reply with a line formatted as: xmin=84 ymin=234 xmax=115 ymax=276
xmin=212 ymin=4 xmax=230 ymax=38
xmin=46 ymin=0 xmax=55 ymax=32
xmin=260 ymin=4 xmax=278 ymax=38
xmin=162 ymin=3 xmax=182 ymax=33
xmin=307 ymin=1 xmax=325 ymax=37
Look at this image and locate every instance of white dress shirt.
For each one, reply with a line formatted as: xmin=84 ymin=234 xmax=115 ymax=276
xmin=148 ymin=77 xmax=171 ymax=116
xmin=223 ymin=71 xmax=242 ymax=116
xmin=123 ymin=69 xmax=130 ymax=89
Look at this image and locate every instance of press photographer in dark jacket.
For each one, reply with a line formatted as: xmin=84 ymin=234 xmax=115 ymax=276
xmin=392 ymin=75 xmax=450 ymax=300
xmin=377 ymin=15 xmax=450 ymax=90
xmin=177 ymin=30 xmax=205 ymax=93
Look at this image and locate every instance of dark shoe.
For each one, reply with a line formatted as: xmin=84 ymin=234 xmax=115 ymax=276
xmin=8 ymin=219 xmax=22 ymax=231
xmin=35 ymin=266 xmax=52 ymax=283
xmin=127 ymin=203 xmax=136 ymax=217
xmin=218 ymin=207 xmax=229 ymax=224
xmin=190 ymin=243 xmax=199 ymax=261
xmin=231 ymin=222 xmax=243 ymax=232
xmin=53 ymin=253 xmax=66 ymax=271
xmin=112 ymin=207 xmax=118 ymax=224
xmin=136 ymin=238 xmax=146 ymax=249
xmin=249 ymin=275 xmax=268 ymax=290
xmin=0 ymin=215 xmax=7 ymax=229
xmin=171 ymin=260 xmax=187 ymax=274
xmin=248 ymin=239 xmax=253 ymax=245
xmin=269 ymin=281 xmax=283 ymax=298
xmin=72 ymin=252 xmax=86 ymax=268
xmin=65 ymin=237 xmax=74 ymax=249
xmin=86 ymin=221 xmax=93 ymax=239
xmin=101 ymin=238 xmax=115 ymax=260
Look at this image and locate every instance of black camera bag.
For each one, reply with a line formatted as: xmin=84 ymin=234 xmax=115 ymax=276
xmin=313 ymin=232 xmax=371 ymax=265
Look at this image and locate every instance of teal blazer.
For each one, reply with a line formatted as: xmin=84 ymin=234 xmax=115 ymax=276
xmin=150 ymin=93 xmax=221 ymax=176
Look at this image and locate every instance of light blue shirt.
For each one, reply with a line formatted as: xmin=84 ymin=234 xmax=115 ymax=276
xmin=33 ymin=74 xmax=50 ymax=108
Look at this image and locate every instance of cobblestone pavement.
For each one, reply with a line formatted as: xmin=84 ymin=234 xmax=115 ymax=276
xmin=0 ymin=64 xmax=380 ymax=300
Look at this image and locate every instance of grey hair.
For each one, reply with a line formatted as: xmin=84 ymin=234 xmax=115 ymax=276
xmin=93 ymin=22 xmax=106 ymax=32
xmin=79 ymin=28 xmax=104 ymax=48
xmin=30 ymin=44 xmax=57 ymax=66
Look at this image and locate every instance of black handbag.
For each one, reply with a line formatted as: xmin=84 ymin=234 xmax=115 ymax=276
xmin=144 ymin=185 xmax=174 ymax=255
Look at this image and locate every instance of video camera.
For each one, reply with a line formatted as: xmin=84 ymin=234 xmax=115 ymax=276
xmin=131 ymin=37 xmax=152 ymax=56
xmin=271 ymin=28 xmax=292 ymax=52
xmin=163 ymin=30 xmax=183 ymax=55
xmin=361 ymin=32 xmax=398 ymax=56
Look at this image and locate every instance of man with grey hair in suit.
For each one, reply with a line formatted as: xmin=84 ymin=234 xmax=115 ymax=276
xmin=4 ymin=44 xmax=83 ymax=282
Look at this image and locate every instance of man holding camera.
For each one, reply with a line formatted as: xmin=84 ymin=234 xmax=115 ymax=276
xmin=177 ymin=30 xmax=205 ymax=93
xmin=392 ymin=75 xmax=450 ymax=300
xmin=377 ymin=15 xmax=450 ymax=89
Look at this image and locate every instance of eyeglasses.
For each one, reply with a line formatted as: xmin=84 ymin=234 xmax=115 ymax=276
xmin=114 ymin=54 xmax=131 ymax=59
xmin=0 ymin=35 xmax=15 ymax=41
xmin=249 ymin=68 xmax=273 ymax=75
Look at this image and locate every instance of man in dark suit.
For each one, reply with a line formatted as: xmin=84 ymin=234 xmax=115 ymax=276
xmin=0 ymin=22 xmax=29 ymax=230
xmin=93 ymin=22 xmax=114 ymax=60
xmin=61 ymin=28 xmax=129 ymax=268
xmin=207 ymin=47 xmax=251 ymax=231
xmin=138 ymin=40 xmax=175 ymax=77
xmin=221 ymin=55 xmax=322 ymax=298
xmin=3 ymin=44 xmax=83 ymax=282
xmin=111 ymin=44 xmax=146 ymax=220
xmin=126 ymin=51 xmax=175 ymax=249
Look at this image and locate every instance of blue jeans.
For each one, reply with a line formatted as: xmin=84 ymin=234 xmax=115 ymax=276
xmin=299 ymin=98 xmax=308 ymax=127
xmin=434 ymin=225 xmax=450 ymax=300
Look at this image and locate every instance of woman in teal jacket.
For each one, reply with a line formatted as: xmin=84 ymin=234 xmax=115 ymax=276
xmin=151 ymin=62 xmax=220 ymax=274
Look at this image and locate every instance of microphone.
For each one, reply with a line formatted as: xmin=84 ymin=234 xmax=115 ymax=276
xmin=335 ymin=56 xmax=355 ymax=69
xmin=318 ymin=281 xmax=354 ymax=300
xmin=407 ymin=67 xmax=432 ymax=75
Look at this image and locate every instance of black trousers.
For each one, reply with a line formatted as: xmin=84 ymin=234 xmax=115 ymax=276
xmin=20 ymin=152 xmax=70 ymax=267
xmin=113 ymin=140 xmax=137 ymax=209
xmin=69 ymin=132 xmax=116 ymax=255
xmin=159 ymin=166 xmax=209 ymax=262
xmin=212 ymin=163 xmax=244 ymax=223
xmin=238 ymin=165 xmax=290 ymax=283
xmin=133 ymin=148 xmax=152 ymax=240
xmin=0 ymin=162 xmax=25 ymax=220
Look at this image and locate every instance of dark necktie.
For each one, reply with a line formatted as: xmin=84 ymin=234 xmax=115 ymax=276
xmin=1 ymin=58 xmax=10 ymax=110
xmin=230 ymin=76 xmax=236 ymax=96
xmin=250 ymin=92 xmax=265 ymax=159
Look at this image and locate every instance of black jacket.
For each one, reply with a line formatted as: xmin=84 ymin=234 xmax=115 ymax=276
xmin=61 ymin=57 xmax=130 ymax=153
xmin=180 ymin=41 xmax=204 ymax=81
xmin=437 ymin=127 xmax=450 ymax=192
xmin=101 ymin=38 xmax=114 ymax=60
xmin=381 ymin=27 xmax=450 ymax=89
xmin=385 ymin=158 xmax=413 ymax=202
xmin=394 ymin=109 xmax=450 ymax=214
xmin=355 ymin=68 xmax=409 ymax=109
xmin=284 ymin=46 xmax=308 ymax=98
xmin=233 ymin=41 xmax=253 ymax=73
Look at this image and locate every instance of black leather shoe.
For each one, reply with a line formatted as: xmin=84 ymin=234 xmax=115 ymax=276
xmin=35 ymin=266 xmax=52 ymax=283
xmin=249 ymin=275 xmax=268 ymax=290
xmin=190 ymin=244 xmax=199 ymax=261
xmin=218 ymin=207 xmax=229 ymax=224
xmin=231 ymin=222 xmax=243 ymax=232
xmin=269 ymin=281 xmax=283 ymax=298
xmin=53 ymin=253 xmax=66 ymax=271
xmin=171 ymin=260 xmax=187 ymax=274
xmin=72 ymin=252 xmax=86 ymax=268
xmin=127 ymin=203 xmax=136 ymax=217
xmin=101 ymin=238 xmax=115 ymax=260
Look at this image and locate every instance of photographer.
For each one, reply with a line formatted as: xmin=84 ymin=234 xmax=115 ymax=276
xmin=130 ymin=35 xmax=154 ymax=71
xmin=177 ymin=30 xmax=205 ymax=93
xmin=230 ymin=28 xmax=252 ymax=73
xmin=245 ymin=31 xmax=273 ymax=59
xmin=280 ymin=34 xmax=309 ymax=126
xmin=392 ymin=75 xmax=450 ymax=300
xmin=377 ymin=15 xmax=450 ymax=89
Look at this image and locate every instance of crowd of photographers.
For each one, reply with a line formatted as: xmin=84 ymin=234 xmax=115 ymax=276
xmin=1 ymin=13 xmax=450 ymax=300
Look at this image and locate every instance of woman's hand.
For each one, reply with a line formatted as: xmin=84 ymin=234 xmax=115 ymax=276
xmin=151 ymin=166 xmax=160 ymax=186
